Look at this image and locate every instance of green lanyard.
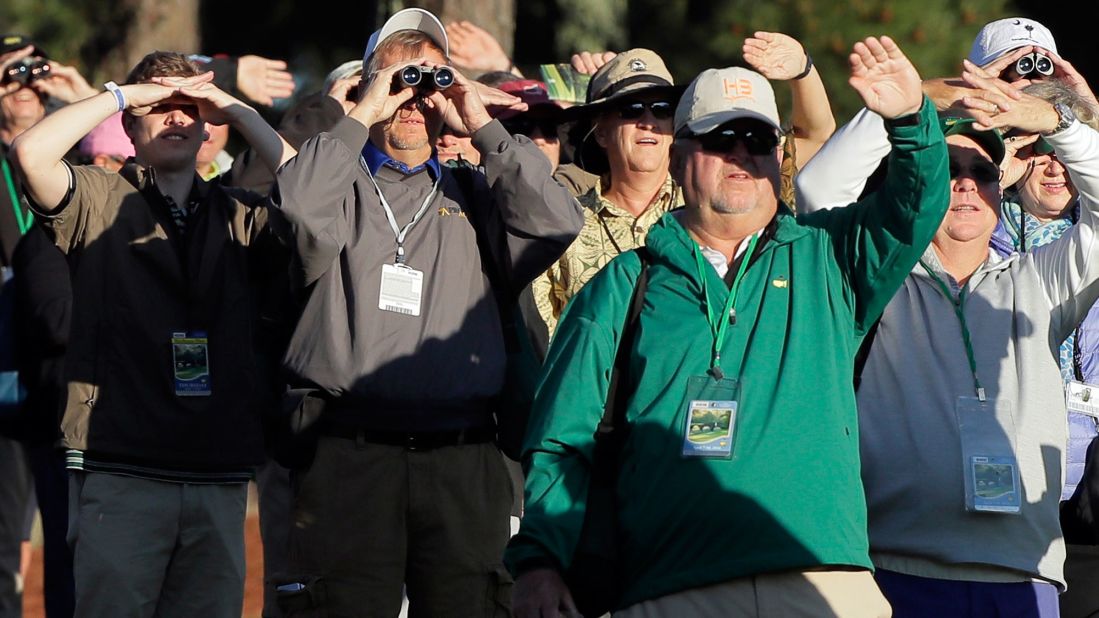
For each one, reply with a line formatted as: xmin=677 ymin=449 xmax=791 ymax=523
xmin=920 ymin=261 xmax=986 ymax=401
xmin=694 ymin=233 xmax=760 ymax=379
xmin=1 ymin=158 xmax=33 ymax=235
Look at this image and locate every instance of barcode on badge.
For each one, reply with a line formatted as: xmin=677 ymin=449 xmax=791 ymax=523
xmin=383 ymin=305 xmax=414 ymax=315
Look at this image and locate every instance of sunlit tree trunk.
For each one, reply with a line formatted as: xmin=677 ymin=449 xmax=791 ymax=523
xmin=417 ymin=0 xmax=515 ymax=57
xmin=92 ymin=0 xmax=200 ymax=82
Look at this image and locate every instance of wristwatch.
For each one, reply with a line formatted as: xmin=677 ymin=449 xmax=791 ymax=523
xmin=1042 ymin=102 xmax=1075 ymax=136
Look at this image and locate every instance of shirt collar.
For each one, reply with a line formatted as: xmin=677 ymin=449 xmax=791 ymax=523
xmin=587 ymin=173 xmax=677 ymax=217
xmin=363 ymin=140 xmax=441 ymax=179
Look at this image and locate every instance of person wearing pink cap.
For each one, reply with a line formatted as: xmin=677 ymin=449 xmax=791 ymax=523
xmin=79 ymin=112 xmax=136 ymax=171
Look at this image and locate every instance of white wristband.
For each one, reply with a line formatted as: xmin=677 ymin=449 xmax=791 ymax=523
xmin=104 ymin=81 xmax=126 ymax=113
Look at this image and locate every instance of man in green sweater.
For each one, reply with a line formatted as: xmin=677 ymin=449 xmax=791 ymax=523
xmin=507 ymin=36 xmax=949 ymax=617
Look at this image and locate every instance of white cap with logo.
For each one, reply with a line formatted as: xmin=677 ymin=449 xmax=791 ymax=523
xmin=968 ymin=17 xmax=1057 ymax=67
xmin=363 ymin=8 xmax=449 ymax=64
xmin=674 ymin=67 xmax=780 ymax=137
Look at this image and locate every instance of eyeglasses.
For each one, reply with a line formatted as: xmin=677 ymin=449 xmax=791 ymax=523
xmin=616 ymin=100 xmax=674 ymax=120
xmin=500 ymin=117 xmax=559 ymax=139
xmin=690 ymin=124 xmax=780 ymax=156
xmin=949 ymin=159 xmax=1000 ymax=184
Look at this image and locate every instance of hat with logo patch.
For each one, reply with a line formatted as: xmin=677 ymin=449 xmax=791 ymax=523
xmin=566 ymin=49 xmax=683 ymax=174
xmin=674 ymin=67 xmax=780 ymax=137
xmin=968 ymin=18 xmax=1057 ymax=67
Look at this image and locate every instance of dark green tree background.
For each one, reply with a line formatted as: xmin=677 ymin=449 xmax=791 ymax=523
xmin=1 ymin=0 xmax=1094 ymax=125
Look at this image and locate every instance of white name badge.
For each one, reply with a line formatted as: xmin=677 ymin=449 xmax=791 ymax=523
xmin=378 ymin=263 xmax=424 ymax=316
xmin=1067 ymin=380 xmax=1099 ymax=419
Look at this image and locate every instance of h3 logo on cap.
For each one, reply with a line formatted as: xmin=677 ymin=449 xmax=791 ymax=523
xmin=723 ymin=79 xmax=755 ymax=102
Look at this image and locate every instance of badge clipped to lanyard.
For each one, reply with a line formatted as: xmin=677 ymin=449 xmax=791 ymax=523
xmin=680 ymin=235 xmax=759 ymax=459
xmin=1066 ymin=332 xmax=1099 ymax=421
xmin=171 ymin=331 xmax=211 ymax=396
xmin=956 ymin=397 xmax=1021 ymax=514
xmin=1067 ymin=380 xmax=1099 ymax=420
xmin=920 ymin=262 xmax=1021 ymax=514
xmin=367 ymin=167 xmax=440 ymax=318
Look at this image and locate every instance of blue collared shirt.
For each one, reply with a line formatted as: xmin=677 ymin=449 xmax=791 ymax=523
xmin=362 ymin=141 xmax=442 ymax=179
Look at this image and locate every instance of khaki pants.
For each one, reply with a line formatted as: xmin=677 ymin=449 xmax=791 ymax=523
xmin=616 ymin=569 xmax=891 ymax=618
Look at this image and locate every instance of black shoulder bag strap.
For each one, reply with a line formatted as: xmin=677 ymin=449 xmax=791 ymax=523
xmin=568 ymin=247 xmax=650 ymax=616
xmin=853 ymin=319 xmax=881 ymax=391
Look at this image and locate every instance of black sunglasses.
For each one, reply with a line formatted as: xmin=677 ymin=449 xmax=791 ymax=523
xmin=616 ymin=100 xmax=674 ymax=120
xmin=500 ymin=117 xmax=559 ymax=139
xmin=949 ymin=159 xmax=1000 ymax=184
xmin=691 ymin=123 xmax=780 ymax=156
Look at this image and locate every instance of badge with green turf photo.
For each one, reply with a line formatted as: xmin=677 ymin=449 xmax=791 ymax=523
xmin=171 ymin=331 xmax=211 ymax=396
xmin=682 ymin=399 xmax=737 ymax=458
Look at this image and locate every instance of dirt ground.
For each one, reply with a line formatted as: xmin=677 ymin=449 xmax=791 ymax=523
xmin=22 ymin=511 xmax=268 ymax=618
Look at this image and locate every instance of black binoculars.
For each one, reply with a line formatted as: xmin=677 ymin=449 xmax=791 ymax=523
xmin=3 ymin=57 xmax=51 ymax=86
xmin=395 ymin=65 xmax=454 ymax=91
xmin=1014 ymin=53 xmax=1054 ymax=78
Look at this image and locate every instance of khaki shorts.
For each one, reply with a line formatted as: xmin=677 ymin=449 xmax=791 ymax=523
xmin=616 ymin=569 xmax=891 ymax=618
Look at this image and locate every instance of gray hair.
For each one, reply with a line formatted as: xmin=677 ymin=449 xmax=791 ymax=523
xmin=1022 ymin=80 xmax=1099 ymax=132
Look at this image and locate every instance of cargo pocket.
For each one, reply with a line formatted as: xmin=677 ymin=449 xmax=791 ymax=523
xmin=273 ymin=574 xmax=328 ymax=618
xmin=484 ymin=564 xmax=513 ymax=617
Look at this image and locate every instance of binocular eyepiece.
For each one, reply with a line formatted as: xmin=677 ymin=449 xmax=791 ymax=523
xmin=3 ymin=57 xmax=51 ymax=87
xmin=1014 ymin=53 xmax=1054 ymax=78
xmin=395 ymin=65 xmax=454 ymax=91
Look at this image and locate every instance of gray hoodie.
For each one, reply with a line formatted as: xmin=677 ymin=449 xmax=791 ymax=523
xmin=854 ymin=119 xmax=1099 ymax=588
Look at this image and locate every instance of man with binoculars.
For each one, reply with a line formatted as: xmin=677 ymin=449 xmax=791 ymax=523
xmin=269 ymin=7 xmax=582 ymax=616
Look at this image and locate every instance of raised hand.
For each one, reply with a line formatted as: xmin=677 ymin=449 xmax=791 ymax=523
xmin=571 ymin=51 xmax=617 ymax=76
xmin=999 ymin=133 xmax=1040 ymax=189
xmin=0 ymin=45 xmax=34 ymax=97
xmin=424 ymin=66 xmax=523 ymax=136
xmin=175 ymin=82 xmax=252 ymax=126
xmin=959 ymin=59 xmax=1059 ymax=134
xmin=1047 ymin=53 xmax=1099 ymax=110
xmin=326 ymin=75 xmax=361 ymax=115
xmin=848 ymin=36 xmax=923 ymax=119
xmin=980 ymin=45 xmax=1033 ymax=86
xmin=347 ymin=59 xmax=418 ymax=128
xmin=32 ymin=61 xmax=98 ymax=103
xmin=743 ymin=32 xmax=808 ymax=81
xmin=236 ymin=55 xmax=296 ymax=106
xmin=447 ymin=21 xmax=514 ymax=74
xmin=119 ymin=82 xmax=190 ymax=117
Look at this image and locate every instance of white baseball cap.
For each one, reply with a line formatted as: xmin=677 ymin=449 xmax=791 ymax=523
xmin=968 ymin=17 xmax=1057 ymax=67
xmin=674 ymin=67 xmax=780 ymax=137
xmin=362 ymin=8 xmax=449 ymax=64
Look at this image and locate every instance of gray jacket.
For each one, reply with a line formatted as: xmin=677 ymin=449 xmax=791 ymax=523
xmin=856 ymin=119 xmax=1099 ymax=588
xmin=271 ymin=117 xmax=583 ymax=430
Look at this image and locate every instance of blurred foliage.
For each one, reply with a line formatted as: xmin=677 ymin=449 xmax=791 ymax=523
xmin=622 ymin=0 xmax=1012 ymax=124
xmin=4 ymin=0 xmax=1093 ymax=129
xmin=554 ymin=0 xmax=628 ymax=59
xmin=0 ymin=0 xmax=95 ymax=71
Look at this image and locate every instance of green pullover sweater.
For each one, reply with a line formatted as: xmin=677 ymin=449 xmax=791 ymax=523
xmin=506 ymin=99 xmax=949 ymax=609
